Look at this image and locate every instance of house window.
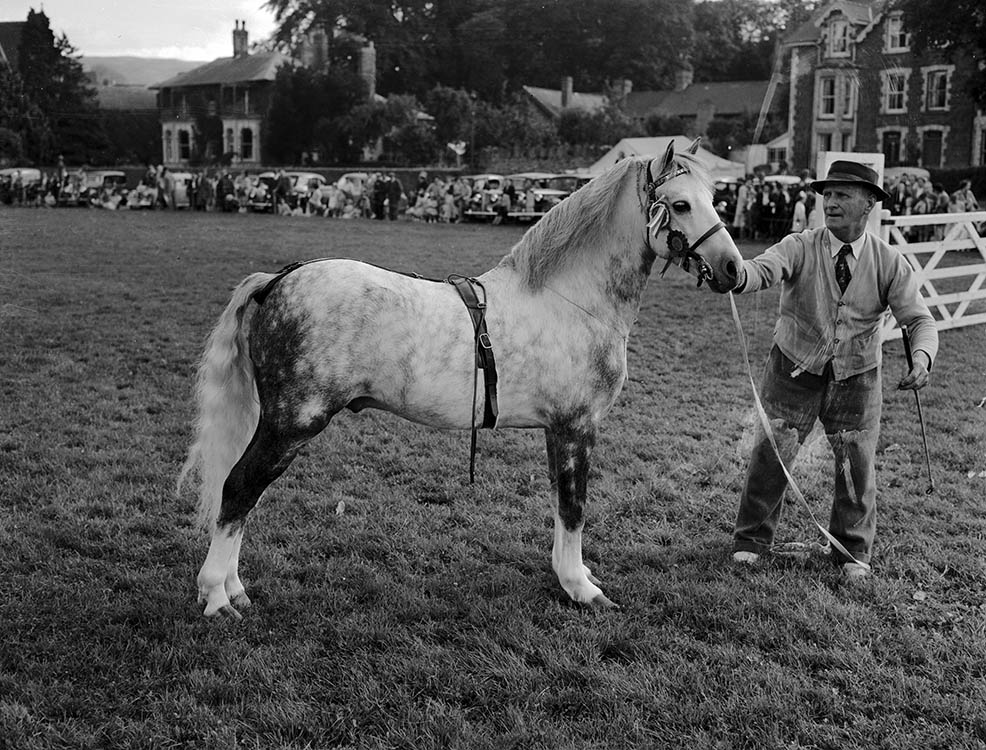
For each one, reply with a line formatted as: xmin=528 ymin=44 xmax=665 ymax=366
xmin=921 ymin=130 xmax=943 ymax=167
xmin=882 ymin=71 xmax=907 ymax=113
xmin=207 ymin=98 xmax=217 ymax=116
xmin=923 ymin=67 xmax=951 ymax=111
xmin=767 ymin=146 xmax=787 ymax=164
xmin=979 ymin=127 xmax=986 ymax=167
xmin=841 ymin=77 xmax=855 ymax=117
xmin=241 ymin=128 xmax=253 ymax=160
xmin=225 ymin=128 xmax=234 ymax=154
xmin=820 ymin=77 xmax=836 ymax=118
xmin=828 ymin=20 xmax=850 ymax=57
xmin=164 ymin=129 xmax=173 ymax=162
xmin=882 ymin=131 xmax=902 ymax=167
xmin=818 ymin=132 xmax=833 ymax=153
xmin=178 ymin=130 xmax=191 ymax=160
xmin=885 ymin=14 xmax=909 ymax=52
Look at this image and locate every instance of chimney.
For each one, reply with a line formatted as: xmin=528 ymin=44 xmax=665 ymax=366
xmin=561 ymin=76 xmax=573 ymax=109
xmin=674 ymin=64 xmax=693 ymax=92
xmin=359 ymin=41 xmax=377 ymax=100
xmin=233 ymin=20 xmax=249 ymax=58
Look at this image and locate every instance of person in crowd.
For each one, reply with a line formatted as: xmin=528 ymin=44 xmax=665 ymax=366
xmin=732 ymin=178 xmax=750 ymax=240
xmin=386 ymin=172 xmax=404 ymax=220
xmin=273 ymin=169 xmax=292 ymax=214
xmin=950 ymin=179 xmax=978 ymax=212
xmin=370 ymin=173 xmax=388 ymax=219
xmin=730 ymin=160 xmax=938 ymax=579
xmin=790 ymin=191 xmax=808 ymax=233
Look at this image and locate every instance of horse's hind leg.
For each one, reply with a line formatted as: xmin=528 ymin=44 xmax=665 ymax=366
xmin=545 ymin=427 xmax=614 ymax=608
xmin=198 ymin=417 xmax=323 ymax=618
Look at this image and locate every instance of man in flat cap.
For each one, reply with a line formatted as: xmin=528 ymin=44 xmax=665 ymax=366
xmin=730 ymin=160 xmax=939 ymax=578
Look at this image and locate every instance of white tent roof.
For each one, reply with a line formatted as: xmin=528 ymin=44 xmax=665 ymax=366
xmin=587 ymin=136 xmax=746 ymax=179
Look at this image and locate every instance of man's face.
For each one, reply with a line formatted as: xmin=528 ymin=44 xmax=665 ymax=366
xmin=822 ymin=184 xmax=875 ymax=240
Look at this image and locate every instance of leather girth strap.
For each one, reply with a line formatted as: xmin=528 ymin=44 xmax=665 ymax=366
xmin=448 ymin=274 xmax=499 ymax=483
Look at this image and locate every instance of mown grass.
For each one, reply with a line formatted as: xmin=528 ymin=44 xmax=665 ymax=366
xmin=1 ymin=208 xmax=984 ymax=749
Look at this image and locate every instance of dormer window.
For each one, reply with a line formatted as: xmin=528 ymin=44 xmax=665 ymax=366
xmin=828 ymin=20 xmax=850 ymax=57
xmin=885 ymin=13 xmax=909 ymax=53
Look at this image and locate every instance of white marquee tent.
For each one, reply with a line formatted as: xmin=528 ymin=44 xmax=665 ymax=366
xmin=585 ymin=136 xmax=746 ymax=179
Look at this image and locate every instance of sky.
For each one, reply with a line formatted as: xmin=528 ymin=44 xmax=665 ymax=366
xmin=4 ymin=0 xmax=280 ymax=61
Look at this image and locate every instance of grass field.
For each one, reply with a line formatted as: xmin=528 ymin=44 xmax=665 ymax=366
xmin=1 ymin=208 xmax=985 ymax=749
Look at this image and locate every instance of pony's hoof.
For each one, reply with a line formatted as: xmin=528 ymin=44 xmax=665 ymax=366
xmin=229 ymin=591 xmax=252 ymax=609
xmin=590 ymin=593 xmax=619 ymax=610
xmin=218 ymin=604 xmax=243 ymax=621
xmin=583 ymin=566 xmax=601 ymax=586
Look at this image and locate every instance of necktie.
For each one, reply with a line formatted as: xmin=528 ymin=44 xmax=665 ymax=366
xmin=835 ymin=244 xmax=853 ymax=294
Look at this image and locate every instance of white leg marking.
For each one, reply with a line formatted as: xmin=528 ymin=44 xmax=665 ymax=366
xmin=551 ymin=510 xmax=612 ymax=606
xmin=224 ymin=530 xmax=251 ymax=609
xmin=197 ymin=528 xmax=242 ymax=618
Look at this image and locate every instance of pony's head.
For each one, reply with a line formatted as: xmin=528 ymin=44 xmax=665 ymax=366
xmin=643 ymin=139 xmax=743 ymax=293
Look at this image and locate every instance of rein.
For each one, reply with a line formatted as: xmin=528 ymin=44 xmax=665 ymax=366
xmin=728 ymin=292 xmax=871 ymax=572
xmin=643 ymin=158 xmax=726 ymax=287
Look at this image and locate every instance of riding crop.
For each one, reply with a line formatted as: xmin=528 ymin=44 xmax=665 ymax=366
xmin=902 ymin=326 xmax=935 ymax=494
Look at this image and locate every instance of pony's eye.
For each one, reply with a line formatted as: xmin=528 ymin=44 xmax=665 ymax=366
xmin=671 ymin=201 xmax=690 ymax=212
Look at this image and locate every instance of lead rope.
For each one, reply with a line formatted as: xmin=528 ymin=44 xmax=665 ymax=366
xmin=728 ymin=292 xmax=871 ymax=572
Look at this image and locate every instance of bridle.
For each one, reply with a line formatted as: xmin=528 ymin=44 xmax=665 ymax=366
xmin=644 ymin=158 xmax=726 ymax=287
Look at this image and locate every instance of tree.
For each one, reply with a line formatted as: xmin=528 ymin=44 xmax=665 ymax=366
xmin=264 ymin=63 xmax=368 ymax=164
xmin=0 ymin=64 xmax=52 ymax=164
xmin=16 ymin=9 xmax=107 ymax=163
xmin=898 ymin=0 xmax=986 ymax=108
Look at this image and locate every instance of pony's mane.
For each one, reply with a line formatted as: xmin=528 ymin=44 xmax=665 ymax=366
xmin=501 ymin=152 xmax=711 ymax=289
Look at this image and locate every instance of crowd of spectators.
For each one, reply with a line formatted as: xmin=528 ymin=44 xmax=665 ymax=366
xmin=0 ymin=164 xmax=481 ymax=224
xmin=720 ymin=170 xmax=981 ymax=242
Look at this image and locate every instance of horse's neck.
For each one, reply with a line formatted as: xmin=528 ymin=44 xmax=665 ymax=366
xmin=548 ymin=242 xmax=650 ymax=334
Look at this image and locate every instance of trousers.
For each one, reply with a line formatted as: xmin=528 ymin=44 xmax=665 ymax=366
xmin=733 ymin=346 xmax=882 ymax=563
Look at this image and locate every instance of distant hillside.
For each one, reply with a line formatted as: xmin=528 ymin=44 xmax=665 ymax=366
xmin=82 ymin=56 xmax=208 ymax=87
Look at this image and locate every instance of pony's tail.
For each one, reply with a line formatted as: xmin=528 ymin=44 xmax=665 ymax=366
xmin=177 ymin=272 xmax=277 ymax=531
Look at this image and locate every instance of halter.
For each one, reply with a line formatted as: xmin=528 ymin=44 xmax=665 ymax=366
xmin=644 ymin=158 xmax=726 ymax=287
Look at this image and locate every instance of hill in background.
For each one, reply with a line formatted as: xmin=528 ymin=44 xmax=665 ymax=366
xmin=82 ymin=56 xmax=207 ymax=87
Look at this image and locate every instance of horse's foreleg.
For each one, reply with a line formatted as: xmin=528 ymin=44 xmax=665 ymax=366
xmin=545 ymin=427 xmax=615 ymax=608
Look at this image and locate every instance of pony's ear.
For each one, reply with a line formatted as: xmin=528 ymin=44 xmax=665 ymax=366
xmin=686 ymin=137 xmax=701 ymax=154
xmin=660 ymin=140 xmax=676 ymax=173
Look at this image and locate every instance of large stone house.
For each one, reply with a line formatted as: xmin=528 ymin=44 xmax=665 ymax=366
xmin=782 ymin=0 xmax=986 ymax=172
xmin=150 ymin=22 xmax=291 ymax=167
xmin=150 ymin=23 xmax=378 ymax=168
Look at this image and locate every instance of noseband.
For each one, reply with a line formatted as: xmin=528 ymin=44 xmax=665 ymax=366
xmin=644 ymin=158 xmax=726 ymax=286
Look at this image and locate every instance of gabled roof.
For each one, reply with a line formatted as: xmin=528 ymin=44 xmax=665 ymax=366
xmin=632 ymin=81 xmax=770 ymax=119
xmin=522 ymin=85 xmax=608 ymax=119
xmin=0 ymin=21 xmax=25 ymax=68
xmin=783 ymin=0 xmax=885 ymax=47
xmin=150 ymin=50 xmax=291 ymax=89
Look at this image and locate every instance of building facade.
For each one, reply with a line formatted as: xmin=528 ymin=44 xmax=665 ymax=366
xmin=784 ymin=0 xmax=985 ymax=173
xmin=151 ymin=22 xmax=290 ymax=168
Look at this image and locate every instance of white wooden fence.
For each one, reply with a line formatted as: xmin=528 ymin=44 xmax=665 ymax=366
xmin=879 ymin=209 xmax=986 ymax=341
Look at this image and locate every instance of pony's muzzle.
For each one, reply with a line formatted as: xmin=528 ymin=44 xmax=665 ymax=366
xmin=709 ymin=258 xmax=741 ymax=293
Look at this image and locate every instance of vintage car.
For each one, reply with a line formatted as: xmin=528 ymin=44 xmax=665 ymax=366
xmin=0 ymin=167 xmax=43 ymax=204
xmin=59 ymin=169 xmax=128 ymax=207
xmin=255 ymin=171 xmax=327 ymax=211
xmin=462 ymin=174 xmax=505 ymax=221
xmin=504 ymin=172 xmax=574 ymax=221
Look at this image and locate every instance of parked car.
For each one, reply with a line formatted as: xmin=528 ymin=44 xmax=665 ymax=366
xmin=505 ymin=172 xmax=573 ymax=220
xmin=462 ymin=174 xmax=505 ymax=221
xmin=0 ymin=167 xmax=43 ymax=204
xmin=256 ymin=171 xmax=327 ymax=210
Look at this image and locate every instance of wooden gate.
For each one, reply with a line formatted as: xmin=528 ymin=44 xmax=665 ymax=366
xmin=880 ymin=209 xmax=986 ymax=341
